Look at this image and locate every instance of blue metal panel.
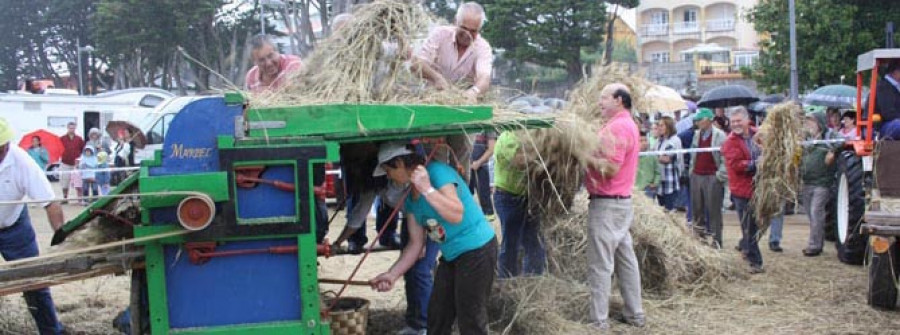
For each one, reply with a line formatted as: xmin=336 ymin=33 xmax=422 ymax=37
xmin=236 ymin=165 xmax=297 ymax=220
xmin=150 ymin=97 xmax=242 ymax=176
xmin=164 ymin=239 xmax=304 ymax=329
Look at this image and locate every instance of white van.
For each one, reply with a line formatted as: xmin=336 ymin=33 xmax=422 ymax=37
xmin=0 ymin=88 xmax=173 ymax=146
xmin=132 ymin=96 xmax=209 ymax=164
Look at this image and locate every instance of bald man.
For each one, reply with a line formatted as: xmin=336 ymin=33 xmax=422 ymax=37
xmin=584 ymin=83 xmax=646 ymax=330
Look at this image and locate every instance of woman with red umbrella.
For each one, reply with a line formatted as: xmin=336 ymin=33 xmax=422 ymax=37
xmin=27 ymin=136 xmax=49 ymax=172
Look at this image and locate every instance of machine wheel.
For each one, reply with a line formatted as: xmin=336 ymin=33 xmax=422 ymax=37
xmin=833 ymin=151 xmax=867 ymax=265
xmin=867 ymin=236 xmax=899 ymax=310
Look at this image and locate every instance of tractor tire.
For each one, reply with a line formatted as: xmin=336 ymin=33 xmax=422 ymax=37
xmin=824 ymin=190 xmax=837 ymax=242
xmin=867 ymin=237 xmax=899 ymax=310
xmin=833 ymin=151 xmax=867 ymax=265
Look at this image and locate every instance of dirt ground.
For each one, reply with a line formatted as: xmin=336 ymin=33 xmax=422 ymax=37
xmin=1 ymin=184 xmax=899 ymax=334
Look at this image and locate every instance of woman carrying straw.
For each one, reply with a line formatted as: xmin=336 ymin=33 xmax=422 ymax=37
xmin=370 ymin=141 xmax=497 ymax=335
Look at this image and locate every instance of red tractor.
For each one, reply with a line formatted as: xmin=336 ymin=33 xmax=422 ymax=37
xmin=834 ymin=49 xmax=900 ymax=309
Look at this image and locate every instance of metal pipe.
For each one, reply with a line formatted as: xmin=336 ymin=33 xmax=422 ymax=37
xmin=788 ymin=0 xmax=799 ymax=101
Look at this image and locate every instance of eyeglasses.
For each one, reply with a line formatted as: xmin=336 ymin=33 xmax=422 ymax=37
xmin=458 ymin=25 xmax=479 ymax=36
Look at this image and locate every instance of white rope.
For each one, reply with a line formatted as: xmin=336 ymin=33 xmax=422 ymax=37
xmin=45 ymin=166 xmax=140 ymax=176
xmin=0 ymin=191 xmax=209 ymax=206
xmin=639 ymin=138 xmax=846 ymax=157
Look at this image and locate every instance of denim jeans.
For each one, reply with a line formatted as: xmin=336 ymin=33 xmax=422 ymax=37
xmin=468 ymin=144 xmax=494 ymax=216
xmin=398 ymin=208 xmax=440 ymax=331
xmin=881 ymin=119 xmax=900 ymax=140
xmin=0 ymin=208 xmax=63 ymax=334
xmin=82 ymin=180 xmax=99 ymax=201
xmin=769 ymin=208 xmax=784 ymax=246
xmin=374 ymin=196 xmax=399 ymax=245
xmin=494 ymin=189 xmax=545 ymax=278
xmin=733 ymin=196 xmax=763 ymax=267
xmin=657 ymin=192 xmax=678 ymax=211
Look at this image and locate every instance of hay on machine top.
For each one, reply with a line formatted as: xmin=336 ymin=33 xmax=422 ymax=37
xmin=239 ymin=96 xmax=556 ymax=142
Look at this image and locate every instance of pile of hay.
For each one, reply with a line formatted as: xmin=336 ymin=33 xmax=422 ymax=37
xmin=518 ymin=63 xmax=653 ymax=218
xmin=751 ymin=102 xmax=803 ymax=236
xmin=489 ymin=193 xmax=745 ymax=333
xmin=252 ymin=0 xmax=464 ymax=106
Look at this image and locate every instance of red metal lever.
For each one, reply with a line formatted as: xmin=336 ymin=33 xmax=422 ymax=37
xmin=186 ymin=242 xmax=331 ymax=265
xmin=234 ymin=175 xmax=296 ymax=192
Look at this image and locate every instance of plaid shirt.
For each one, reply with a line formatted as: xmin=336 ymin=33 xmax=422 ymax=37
xmin=657 ymin=135 xmax=682 ymax=195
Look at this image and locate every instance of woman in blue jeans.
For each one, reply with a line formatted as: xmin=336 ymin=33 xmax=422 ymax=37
xmin=370 ymin=141 xmax=497 ymax=335
xmin=493 ymin=131 xmax=545 ymax=277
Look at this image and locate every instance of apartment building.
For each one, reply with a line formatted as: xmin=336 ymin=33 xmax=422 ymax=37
xmin=636 ymin=0 xmax=761 ymax=94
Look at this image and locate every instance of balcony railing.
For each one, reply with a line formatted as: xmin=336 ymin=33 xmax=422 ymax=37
xmin=640 ymin=23 xmax=669 ymax=36
xmin=706 ymin=19 xmax=735 ymax=32
xmin=700 ymin=64 xmax=742 ymax=76
xmin=673 ymin=21 xmax=700 ymax=34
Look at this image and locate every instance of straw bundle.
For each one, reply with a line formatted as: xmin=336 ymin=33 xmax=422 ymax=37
xmin=750 ymin=102 xmax=803 ymax=237
xmin=252 ymin=0 xmax=459 ymax=106
xmin=540 ymin=193 xmax=745 ymax=294
xmin=518 ymin=63 xmax=653 ymax=219
xmin=489 ymin=193 xmax=745 ymax=333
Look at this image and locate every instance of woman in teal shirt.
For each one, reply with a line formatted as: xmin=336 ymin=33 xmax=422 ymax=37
xmin=27 ymin=136 xmax=50 ymax=172
xmin=370 ymin=141 xmax=497 ymax=335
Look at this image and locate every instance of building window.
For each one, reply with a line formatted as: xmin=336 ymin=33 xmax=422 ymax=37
xmin=734 ymin=53 xmax=758 ymax=68
xmin=651 ymin=52 xmax=670 ymax=63
xmin=682 ymin=53 xmax=694 ymax=62
xmin=651 ymin=11 xmax=668 ymax=25
xmin=684 ymin=9 xmax=697 ymax=24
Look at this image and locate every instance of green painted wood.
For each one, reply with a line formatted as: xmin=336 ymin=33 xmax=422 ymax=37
xmin=169 ymin=321 xmax=328 ymax=334
xmin=145 ymin=242 xmax=171 ymax=335
xmin=139 ymin=172 xmax=229 ymax=209
xmin=246 ymin=104 xmax=492 ymax=137
xmin=224 ymin=93 xmax=245 ymax=105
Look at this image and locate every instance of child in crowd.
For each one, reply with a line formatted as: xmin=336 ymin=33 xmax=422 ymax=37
xmin=96 ymin=151 xmax=111 ymax=196
xmin=79 ymin=146 xmax=99 ymax=204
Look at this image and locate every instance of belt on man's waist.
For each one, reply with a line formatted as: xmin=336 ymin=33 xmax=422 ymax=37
xmin=588 ymin=194 xmax=631 ymax=200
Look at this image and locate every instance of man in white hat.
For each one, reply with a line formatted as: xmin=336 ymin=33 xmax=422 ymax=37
xmin=0 ymin=117 xmax=66 ymax=334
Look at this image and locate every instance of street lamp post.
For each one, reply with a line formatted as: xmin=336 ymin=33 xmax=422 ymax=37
xmin=80 ymin=45 xmax=94 ymax=95
xmin=789 ymin=0 xmax=799 ymax=101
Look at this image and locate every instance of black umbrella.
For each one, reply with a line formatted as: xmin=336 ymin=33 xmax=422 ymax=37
xmin=697 ymin=85 xmax=759 ymax=108
xmin=762 ymin=94 xmax=785 ymax=103
xmin=749 ymin=101 xmax=772 ymax=113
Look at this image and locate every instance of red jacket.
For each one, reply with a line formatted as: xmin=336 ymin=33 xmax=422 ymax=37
xmin=721 ymin=128 xmax=757 ymax=199
xmin=60 ymin=134 xmax=85 ymax=166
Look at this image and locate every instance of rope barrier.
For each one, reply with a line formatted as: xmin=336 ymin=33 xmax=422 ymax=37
xmin=639 ymin=138 xmax=847 ymax=157
xmin=44 ymin=166 xmax=140 ymax=176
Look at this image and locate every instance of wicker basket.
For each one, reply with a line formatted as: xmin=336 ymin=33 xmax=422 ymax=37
xmin=324 ymin=297 xmax=370 ymax=335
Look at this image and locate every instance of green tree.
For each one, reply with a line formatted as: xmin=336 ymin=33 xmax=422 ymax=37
xmin=480 ymin=0 xmax=608 ymax=82
xmin=748 ymin=0 xmax=900 ymax=93
xmin=95 ymin=0 xmax=258 ymax=91
xmin=603 ymin=0 xmax=639 ymax=65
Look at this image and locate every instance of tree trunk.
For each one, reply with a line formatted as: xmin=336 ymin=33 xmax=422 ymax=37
xmin=173 ymin=53 xmax=188 ymax=96
xmin=566 ymin=59 xmax=583 ymax=84
xmin=299 ymin=0 xmax=316 ymax=53
xmin=604 ymin=4 xmax=619 ymax=66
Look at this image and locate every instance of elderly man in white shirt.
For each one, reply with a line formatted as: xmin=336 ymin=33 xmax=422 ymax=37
xmin=0 ymin=117 xmax=66 ymax=334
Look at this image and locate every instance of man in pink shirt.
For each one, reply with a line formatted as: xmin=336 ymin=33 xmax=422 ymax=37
xmin=412 ymin=2 xmax=493 ymax=102
xmin=585 ymin=83 xmax=645 ymax=330
xmin=245 ymin=35 xmax=303 ymax=93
